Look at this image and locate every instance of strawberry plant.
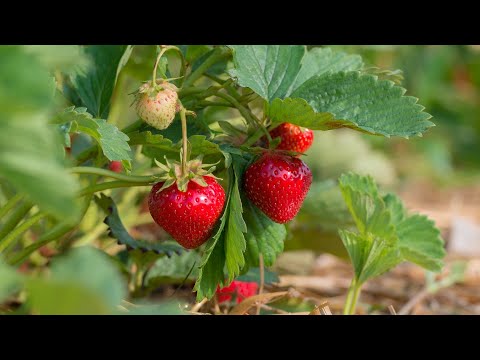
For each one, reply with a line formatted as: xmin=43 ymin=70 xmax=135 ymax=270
xmin=0 ymin=45 xmax=446 ymax=314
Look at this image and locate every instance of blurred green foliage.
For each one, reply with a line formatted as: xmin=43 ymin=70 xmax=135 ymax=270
xmin=334 ymin=45 xmax=480 ymax=181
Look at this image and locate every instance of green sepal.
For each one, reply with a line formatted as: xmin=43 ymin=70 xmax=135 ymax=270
xmin=152 ymin=154 xmax=222 ymax=193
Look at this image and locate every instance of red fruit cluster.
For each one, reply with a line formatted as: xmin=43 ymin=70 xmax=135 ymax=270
xmin=147 ymin=118 xmax=314 ymax=252
xmin=148 ymin=176 xmax=226 ymax=249
xmin=216 ymin=281 xmax=258 ymax=304
xmin=269 ymin=123 xmax=314 ymax=154
xmin=243 ymin=153 xmax=312 ymax=223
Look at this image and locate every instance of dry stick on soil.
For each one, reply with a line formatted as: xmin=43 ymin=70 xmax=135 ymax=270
xmin=213 ymin=297 xmax=221 ymax=315
xmin=191 ymin=298 xmax=208 ymax=313
xmin=309 ymin=306 xmax=321 ymax=315
xmin=320 ymin=302 xmax=333 ymax=315
xmin=310 ymin=302 xmax=333 ymax=315
xmin=255 ymin=253 xmax=265 ymax=315
xmin=398 ymin=288 xmax=430 ymax=315
xmin=229 ymin=291 xmax=288 ymax=315
xmin=388 ymin=305 xmax=397 ymax=315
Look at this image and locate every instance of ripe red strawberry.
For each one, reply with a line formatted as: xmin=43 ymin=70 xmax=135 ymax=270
xmin=134 ymin=81 xmax=179 ymax=130
xmin=108 ymin=161 xmax=122 ymax=173
xmin=268 ymin=123 xmax=314 ymax=153
xmin=243 ymin=153 xmax=312 ymax=223
xmin=148 ymin=176 xmax=226 ymax=249
xmin=216 ymin=281 xmax=258 ymax=304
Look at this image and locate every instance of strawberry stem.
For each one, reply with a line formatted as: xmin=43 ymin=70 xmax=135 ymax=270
xmin=152 ymin=45 xmax=183 ymax=87
xmin=70 ymin=167 xmax=157 ymax=183
xmin=0 ymin=193 xmax=24 ymax=220
xmin=152 ymin=45 xmax=186 ymax=89
xmin=7 ymin=196 xmax=92 ymax=266
xmin=152 ymin=46 xmax=170 ymax=87
xmin=343 ymin=277 xmax=362 ymax=315
xmin=183 ymin=46 xmax=231 ymax=88
xmin=215 ymin=92 xmax=272 ymax=143
xmin=0 ymin=202 xmax=34 ymax=243
xmin=77 ymin=181 xmax=153 ymax=197
xmin=0 ymin=211 xmax=47 ymax=253
xmin=179 ymin=106 xmax=188 ymax=176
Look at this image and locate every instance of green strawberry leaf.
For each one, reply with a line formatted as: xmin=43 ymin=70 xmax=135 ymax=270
xmin=224 ymin=156 xmax=248 ymax=283
xmin=129 ymin=131 xmax=177 ymax=157
xmin=194 ymin=233 xmax=227 ymax=301
xmin=266 ymin=98 xmax=355 ymax=130
xmin=229 ymin=46 xmax=365 ymax=101
xmin=54 ymin=106 xmax=132 ymax=163
xmin=338 ymin=173 xmax=446 ymax=284
xmin=51 ymin=106 xmax=92 ymax=125
xmin=94 ymin=194 xmax=184 ymax=257
xmin=384 ymin=193 xmax=445 ymax=272
xmin=338 ymin=173 xmax=399 ymax=283
xmin=339 ymin=229 xmax=401 ymax=283
xmin=71 ymin=110 xmax=132 ymax=162
xmin=383 ymin=193 xmax=407 ymax=225
xmin=145 ymin=251 xmax=200 ymax=289
xmin=292 ymin=71 xmax=434 ymax=138
xmin=242 ymin=197 xmax=287 ymax=268
xmin=339 ymin=173 xmax=394 ymax=240
xmin=194 ymin=156 xmax=251 ymax=300
xmin=291 ymin=47 xmax=363 ymax=92
xmin=232 ymin=46 xmax=433 ymax=138
xmin=94 ymin=120 xmax=131 ymax=161
xmin=0 ymin=46 xmax=80 ymax=222
xmin=64 ymin=45 xmax=131 ymax=119
xmin=397 ymin=214 xmax=445 ymax=272
xmin=229 ymin=45 xmax=306 ymax=102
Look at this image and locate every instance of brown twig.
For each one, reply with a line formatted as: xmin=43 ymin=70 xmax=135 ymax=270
xmin=320 ymin=302 xmax=333 ymax=315
xmin=191 ymin=298 xmax=208 ymax=313
xmin=388 ymin=305 xmax=397 ymax=315
xmin=213 ymin=297 xmax=221 ymax=315
xmin=398 ymin=288 xmax=430 ymax=315
xmin=256 ymin=253 xmax=265 ymax=315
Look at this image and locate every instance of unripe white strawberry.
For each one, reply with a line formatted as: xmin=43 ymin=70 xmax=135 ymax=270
xmin=134 ymin=81 xmax=179 ymax=130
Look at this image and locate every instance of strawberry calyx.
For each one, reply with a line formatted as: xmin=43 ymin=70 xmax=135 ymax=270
xmin=153 ymin=154 xmax=221 ymax=193
xmin=132 ymin=79 xmax=179 ymax=101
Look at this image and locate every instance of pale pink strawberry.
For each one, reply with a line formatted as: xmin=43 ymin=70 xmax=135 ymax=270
xmin=134 ymin=81 xmax=179 ymax=130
